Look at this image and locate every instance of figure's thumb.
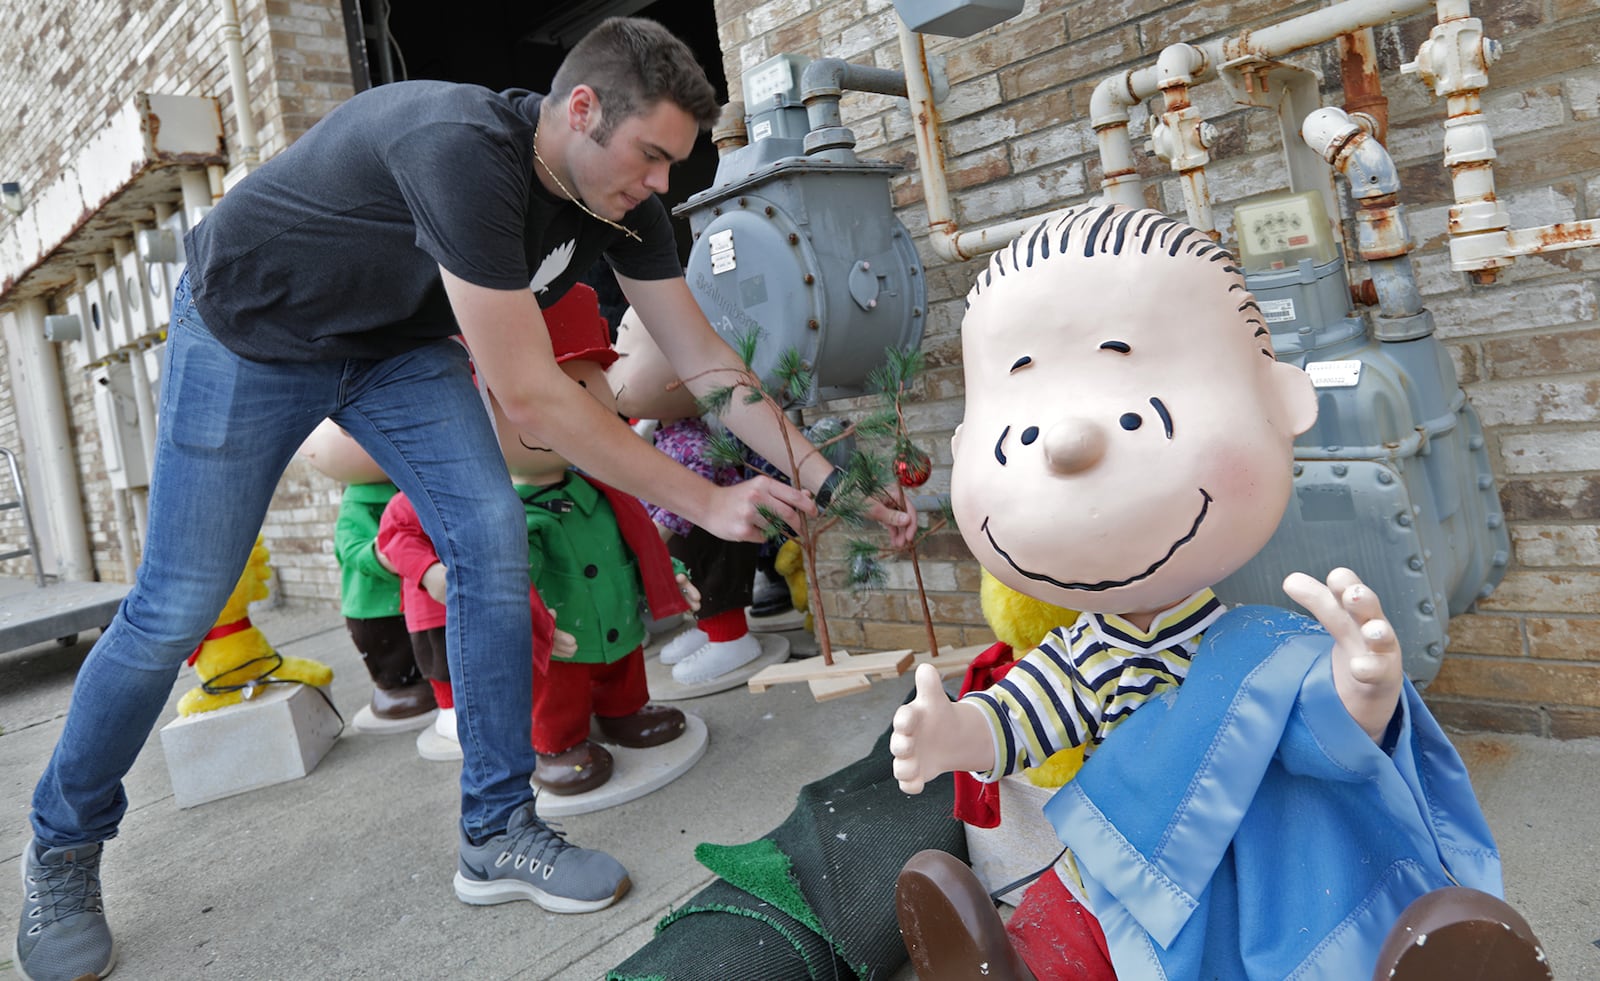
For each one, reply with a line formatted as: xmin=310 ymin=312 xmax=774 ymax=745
xmin=913 ymin=662 xmax=947 ymax=705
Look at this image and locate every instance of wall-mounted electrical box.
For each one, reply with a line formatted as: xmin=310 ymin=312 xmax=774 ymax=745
xmin=1213 ymin=191 xmax=1509 ymax=687
xmin=91 ymin=361 xmax=149 ymax=490
xmin=676 ymin=56 xmax=926 ymax=405
xmin=890 ymin=0 xmax=1025 ymax=37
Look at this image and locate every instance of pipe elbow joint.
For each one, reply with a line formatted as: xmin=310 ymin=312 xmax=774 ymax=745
xmin=1090 ymin=71 xmax=1138 ymax=128
xmin=1155 ymin=43 xmax=1206 ymax=89
xmin=799 ymin=57 xmax=848 ymax=101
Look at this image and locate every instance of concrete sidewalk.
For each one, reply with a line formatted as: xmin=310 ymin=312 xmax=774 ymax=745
xmin=2 ymin=600 xmax=1597 ymax=979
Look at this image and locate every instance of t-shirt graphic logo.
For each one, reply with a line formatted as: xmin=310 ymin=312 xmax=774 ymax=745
xmin=529 ymin=240 xmax=576 ymax=294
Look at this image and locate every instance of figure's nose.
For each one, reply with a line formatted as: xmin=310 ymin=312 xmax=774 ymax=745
xmin=1042 ymin=417 xmax=1106 ymax=474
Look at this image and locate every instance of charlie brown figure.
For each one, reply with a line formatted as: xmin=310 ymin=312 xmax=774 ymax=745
xmin=491 ymin=284 xmax=698 ymax=796
xmin=889 ymin=204 xmax=1543 ymax=981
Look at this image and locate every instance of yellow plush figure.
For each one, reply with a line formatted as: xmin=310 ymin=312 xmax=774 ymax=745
xmin=176 ymin=536 xmax=334 ymax=716
xmin=774 ymin=539 xmax=810 ymax=631
xmin=979 ymin=568 xmax=1086 ymax=789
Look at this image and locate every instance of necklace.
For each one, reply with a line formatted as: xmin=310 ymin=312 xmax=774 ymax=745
xmin=532 ymin=131 xmax=643 ymax=243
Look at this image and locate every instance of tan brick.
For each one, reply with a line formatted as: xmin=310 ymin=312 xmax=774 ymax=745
xmin=1483 ymin=327 xmax=1600 ymax=380
xmin=1499 ymin=475 xmax=1600 ymax=521
xmin=1546 ymin=706 xmax=1600 ymax=740
xmin=1001 ymin=28 xmax=1139 ymax=102
xmin=1525 ymin=616 xmax=1600 ymax=662
xmin=1478 ymin=570 xmax=1600 ymax=614
xmin=860 ymin=618 xmax=964 ymax=653
xmin=1511 ymin=524 xmax=1600 ymax=567
xmin=1498 ymin=429 xmax=1600 ymax=476
xmin=1446 ymin=614 xmax=1524 ymax=657
xmin=1420 ymin=695 xmax=1546 ymax=737
xmin=1428 ymin=655 xmax=1600 ymax=707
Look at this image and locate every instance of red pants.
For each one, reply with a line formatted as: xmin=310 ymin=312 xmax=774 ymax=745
xmin=1006 ymin=868 xmax=1117 ymax=981
xmin=531 ymin=650 xmax=648 ymax=754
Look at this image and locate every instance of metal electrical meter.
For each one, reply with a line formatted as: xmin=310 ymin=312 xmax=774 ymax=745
xmin=1212 ymin=190 xmax=1509 ymax=687
xmin=675 ymin=55 xmax=926 ymax=405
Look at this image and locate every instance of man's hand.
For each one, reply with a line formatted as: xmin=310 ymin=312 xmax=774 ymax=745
xmin=701 ymin=475 xmax=814 ymax=543
xmin=421 ymin=562 xmax=448 ymax=605
xmin=1282 ymin=567 xmax=1404 ymax=743
xmin=863 ymin=484 xmax=918 ymax=550
xmin=890 ymin=663 xmax=998 ymax=794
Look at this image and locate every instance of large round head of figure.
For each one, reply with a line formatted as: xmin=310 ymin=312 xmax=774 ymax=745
xmin=951 ymin=204 xmax=1318 ymax=619
xmin=297 ymin=418 xmax=389 ymax=485
xmin=608 ymin=306 xmax=701 ymax=423
xmin=495 ymin=283 xmax=622 ymax=484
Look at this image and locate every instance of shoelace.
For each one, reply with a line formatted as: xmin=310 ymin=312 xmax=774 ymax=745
xmin=25 ymin=856 xmax=103 ymax=932
xmin=500 ymin=814 xmax=576 ymax=875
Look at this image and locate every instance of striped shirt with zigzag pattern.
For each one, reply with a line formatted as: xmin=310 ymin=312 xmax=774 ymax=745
xmin=966 ymin=589 xmax=1226 ymax=781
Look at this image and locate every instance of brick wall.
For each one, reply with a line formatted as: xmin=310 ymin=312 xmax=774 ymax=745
xmin=716 ymin=0 xmax=1600 ymax=737
xmin=0 ymin=0 xmax=353 ymax=593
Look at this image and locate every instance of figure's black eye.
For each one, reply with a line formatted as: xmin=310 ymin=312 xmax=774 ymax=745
xmin=1020 ymin=426 xmax=1039 ymax=445
xmin=1120 ymin=413 xmax=1142 ymax=431
xmin=1010 ymin=356 xmax=1032 ymax=373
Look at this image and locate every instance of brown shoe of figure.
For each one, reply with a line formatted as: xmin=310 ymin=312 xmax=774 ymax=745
xmin=596 ymin=704 xmax=686 ymax=748
xmin=533 ymin=739 xmax=614 ymax=796
xmin=896 ymin=849 xmax=1038 ymax=981
xmin=370 ymin=680 xmax=437 ymax=720
xmin=1373 ymin=886 xmax=1551 ymax=981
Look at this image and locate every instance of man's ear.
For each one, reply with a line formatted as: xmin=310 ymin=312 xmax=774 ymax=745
xmin=951 ymin=423 xmax=963 ymax=457
xmin=567 ymin=85 xmax=600 ymax=134
xmin=1269 ymin=360 xmax=1318 ymax=437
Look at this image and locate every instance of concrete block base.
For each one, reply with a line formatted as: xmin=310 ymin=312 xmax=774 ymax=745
xmin=964 ymin=772 xmax=1066 ymax=906
xmin=160 ymin=682 xmax=341 ymax=808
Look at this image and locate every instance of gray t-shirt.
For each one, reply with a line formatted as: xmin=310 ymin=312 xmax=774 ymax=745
xmin=185 ymin=81 xmax=681 ymax=362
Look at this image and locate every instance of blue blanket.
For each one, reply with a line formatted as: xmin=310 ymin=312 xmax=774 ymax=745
xmin=1042 ymin=606 xmax=1502 ymax=980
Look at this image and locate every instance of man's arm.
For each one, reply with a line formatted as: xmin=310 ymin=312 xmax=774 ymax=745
xmin=440 ymin=267 xmax=810 ymax=544
xmin=616 ymin=273 xmax=916 ymax=548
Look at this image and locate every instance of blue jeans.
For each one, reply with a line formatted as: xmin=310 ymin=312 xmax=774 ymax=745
xmin=30 ymin=272 xmax=535 ymax=845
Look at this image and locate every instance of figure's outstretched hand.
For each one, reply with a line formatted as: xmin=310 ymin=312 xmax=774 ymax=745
xmin=890 ymin=663 xmax=997 ymax=794
xmin=421 ymin=562 xmax=448 ymax=605
xmin=676 ymin=572 xmax=701 ymax=612
xmin=552 ymin=628 xmax=577 ymax=658
xmin=704 ymin=475 xmax=813 ymax=543
xmin=1282 ymin=567 xmax=1404 ymax=742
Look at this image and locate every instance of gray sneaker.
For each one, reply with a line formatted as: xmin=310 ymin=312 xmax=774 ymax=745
xmin=453 ymin=801 xmax=630 ymax=913
xmin=14 ymin=839 xmax=116 ymax=981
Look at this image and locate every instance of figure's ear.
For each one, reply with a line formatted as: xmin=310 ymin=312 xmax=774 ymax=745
xmin=951 ymin=423 xmax=963 ymax=457
xmin=1269 ymin=360 xmax=1319 ymax=437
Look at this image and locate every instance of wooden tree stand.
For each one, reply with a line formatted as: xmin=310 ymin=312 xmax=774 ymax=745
xmin=747 ymin=642 xmax=991 ymax=702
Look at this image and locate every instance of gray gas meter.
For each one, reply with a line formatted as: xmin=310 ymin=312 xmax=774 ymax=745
xmin=1213 ymin=191 xmax=1509 ymax=687
xmin=676 ymin=56 xmax=926 ymax=405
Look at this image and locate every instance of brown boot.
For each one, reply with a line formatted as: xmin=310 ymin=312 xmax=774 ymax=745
xmin=595 ymin=704 xmax=686 ymax=748
xmin=533 ymin=739 xmax=614 ymax=796
xmin=1373 ymin=886 xmax=1551 ymax=981
xmin=370 ymin=680 xmax=437 ymax=720
xmin=896 ymin=849 xmax=1037 ymax=981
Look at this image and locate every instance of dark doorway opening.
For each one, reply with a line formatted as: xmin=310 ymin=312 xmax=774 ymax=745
xmin=344 ymin=0 xmax=730 ymax=324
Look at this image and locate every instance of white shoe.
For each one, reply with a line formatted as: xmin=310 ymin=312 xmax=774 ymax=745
xmin=658 ymin=626 xmax=710 ymax=665
xmin=416 ymin=707 xmax=462 ymax=761
xmin=671 ymin=634 xmax=764 ymax=684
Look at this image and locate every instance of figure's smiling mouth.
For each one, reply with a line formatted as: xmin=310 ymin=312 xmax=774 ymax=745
xmin=982 ymin=488 xmax=1213 ymax=592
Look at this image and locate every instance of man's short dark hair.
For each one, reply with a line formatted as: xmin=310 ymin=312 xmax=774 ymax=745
xmin=549 ymin=17 xmax=720 ymax=141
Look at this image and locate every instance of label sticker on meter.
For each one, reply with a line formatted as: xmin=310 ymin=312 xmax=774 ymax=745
xmin=1306 ymin=359 xmax=1362 ymax=388
xmin=708 ymin=229 xmax=736 ymax=275
xmin=1258 ymin=298 xmax=1296 ymax=323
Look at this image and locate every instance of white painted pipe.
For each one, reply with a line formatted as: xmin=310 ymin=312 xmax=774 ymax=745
xmin=897 ymin=22 xmax=962 ymax=261
xmin=3 ymin=301 xmax=93 ymax=581
xmin=218 ymin=0 xmax=260 ymax=167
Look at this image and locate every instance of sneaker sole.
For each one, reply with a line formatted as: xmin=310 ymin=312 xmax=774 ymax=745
xmin=451 ymin=871 xmax=631 ymax=914
xmin=12 ymin=935 xmax=118 ymax=981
